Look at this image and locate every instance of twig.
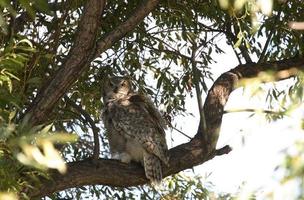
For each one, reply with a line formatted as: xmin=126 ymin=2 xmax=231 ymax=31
xmin=215 ymin=145 xmax=232 ymax=156
xmin=230 ymin=39 xmax=242 ymax=64
xmin=225 ymin=16 xmax=252 ymax=63
xmin=142 ymin=43 xmax=205 ymax=66
xmin=224 ymin=108 xmax=285 ymax=116
xmin=258 ymin=10 xmax=282 ymax=63
xmin=64 ymin=96 xmax=100 ymax=161
xmin=191 ymin=43 xmax=207 ymax=135
xmin=170 ymin=125 xmax=192 ymax=140
xmin=197 ymin=21 xmax=227 ymax=34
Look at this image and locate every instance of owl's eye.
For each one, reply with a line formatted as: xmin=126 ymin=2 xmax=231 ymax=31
xmin=120 ymin=81 xmax=126 ymax=86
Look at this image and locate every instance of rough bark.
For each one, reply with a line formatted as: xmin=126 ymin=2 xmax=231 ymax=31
xmin=31 ymin=57 xmax=304 ymax=198
xmin=25 ymin=0 xmax=106 ymax=126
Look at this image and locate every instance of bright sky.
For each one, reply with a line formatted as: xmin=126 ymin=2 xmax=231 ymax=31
xmin=167 ymin=38 xmax=304 ymax=199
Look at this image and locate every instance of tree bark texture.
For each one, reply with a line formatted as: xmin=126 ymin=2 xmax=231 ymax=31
xmin=25 ymin=0 xmax=106 ymax=125
xmin=31 ymin=57 xmax=304 ymax=198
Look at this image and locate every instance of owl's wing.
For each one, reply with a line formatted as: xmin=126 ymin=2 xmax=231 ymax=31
xmin=131 ymin=94 xmax=169 ymax=165
xmin=128 ymin=93 xmax=167 ymax=132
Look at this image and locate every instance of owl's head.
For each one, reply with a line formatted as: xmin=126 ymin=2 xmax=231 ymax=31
xmin=102 ymin=76 xmax=132 ymax=103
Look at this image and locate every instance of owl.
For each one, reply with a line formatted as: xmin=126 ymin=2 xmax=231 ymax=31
xmin=101 ymin=76 xmax=169 ymax=184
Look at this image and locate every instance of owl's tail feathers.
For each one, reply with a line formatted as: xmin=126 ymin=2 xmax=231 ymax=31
xmin=143 ymin=152 xmax=163 ymax=185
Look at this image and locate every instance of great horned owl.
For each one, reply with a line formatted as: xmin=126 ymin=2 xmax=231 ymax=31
xmin=101 ymin=76 xmax=169 ymax=183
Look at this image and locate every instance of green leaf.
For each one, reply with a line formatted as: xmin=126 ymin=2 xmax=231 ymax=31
xmin=40 ymin=124 xmax=53 ymax=135
xmin=38 ymin=133 xmax=78 ymax=143
xmin=158 ymin=42 xmax=164 ymax=51
xmin=33 ymin=0 xmax=52 ymax=14
xmin=3 ymin=71 xmax=19 ymax=81
xmin=8 ymin=111 xmax=16 ymax=123
xmin=157 ymin=76 xmax=163 ymax=89
xmin=234 ymin=37 xmax=243 ymax=49
xmin=245 ymin=40 xmax=251 ymax=49
xmin=0 ymin=0 xmax=17 ymax=16
xmin=16 ymin=39 xmax=33 ymax=48
xmin=19 ymin=0 xmax=36 ymax=19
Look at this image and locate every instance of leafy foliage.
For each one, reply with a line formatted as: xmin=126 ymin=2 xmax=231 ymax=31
xmin=0 ymin=4 xmax=77 ymax=199
xmin=0 ymin=0 xmax=303 ymax=199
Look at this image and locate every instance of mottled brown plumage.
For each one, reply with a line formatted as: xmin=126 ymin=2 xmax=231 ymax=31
xmin=101 ymin=76 xmax=169 ymax=183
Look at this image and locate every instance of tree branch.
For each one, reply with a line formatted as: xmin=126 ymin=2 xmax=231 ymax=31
xmin=64 ymin=96 xmax=100 ymax=161
xmin=30 ymin=57 xmax=304 ymax=198
xmin=31 ymin=138 xmax=208 ymax=198
xmin=224 ymin=108 xmax=285 ymax=116
xmin=93 ymin=0 xmax=160 ymax=58
xmin=214 ymin=145 xmax=232 ymax=156
xmin=224 ymin=17 xmax=252 ymax=63
xmin=191 ymin=43 xmax=207 ymax=145
xmin=170 ymin=125 xmax=192 ymax=140
xmin=198 ymin=57 xmax=304 ymax=152
xmin=258 ymin=10 xmax=283 ymax=63
xmin=24 ymin=0 xmax=106 ymax=126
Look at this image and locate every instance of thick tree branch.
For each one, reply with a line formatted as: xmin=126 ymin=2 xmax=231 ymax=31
xmin=30 ymin=57 xmax=304 ymax=198
xmin=25 ymin=0 xmax=106 ymax=126
xmin=32 ymin=138 xmax=207 ymax=198
xmin=214 ymin=145 xmax=232 ymax=156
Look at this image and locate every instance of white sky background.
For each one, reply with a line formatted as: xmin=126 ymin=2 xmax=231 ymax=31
xmin=167 ymin=37 xmax=304 ymax=199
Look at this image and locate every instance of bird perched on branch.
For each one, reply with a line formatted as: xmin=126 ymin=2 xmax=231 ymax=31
xmin=101 ymin=76 xmax=169 ymax=184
